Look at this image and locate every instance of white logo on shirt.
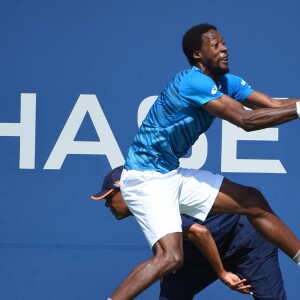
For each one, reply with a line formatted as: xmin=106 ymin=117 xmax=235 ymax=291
xmin=211 ymin=85 xmax=218 ymax=94
xmin=241 ymin=79 xmax=246 ymax=85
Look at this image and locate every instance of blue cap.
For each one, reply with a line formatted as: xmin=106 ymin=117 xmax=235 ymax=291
xmin=91 ymin=166 xmax=123 ymax=200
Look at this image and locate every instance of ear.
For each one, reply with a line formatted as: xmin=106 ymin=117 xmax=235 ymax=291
xmin=193 ymin=50 xmax=202 ymax=60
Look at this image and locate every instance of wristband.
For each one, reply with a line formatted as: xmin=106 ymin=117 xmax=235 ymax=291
xmin=296 ymin=101 xmax=300 ymax=118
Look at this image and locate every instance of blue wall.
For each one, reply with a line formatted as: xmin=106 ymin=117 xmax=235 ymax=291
xmin=0 ymin=1 xmax=299 ymax=299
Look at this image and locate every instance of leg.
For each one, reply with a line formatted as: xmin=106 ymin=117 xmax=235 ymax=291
xmin=159 ymin=259 xmax=217 ymax=300
xmin=117 ymin=169 xmax=184 ymax=299
xmin=234 ymin=246 xmax=287 ymax=300
xmin=222 ymin=216 xmax=287 ymax=300
xmin=210 ymin=178 xmax=300 ymax=258
xmin=110 ymin=232 xmax=183 ymax=300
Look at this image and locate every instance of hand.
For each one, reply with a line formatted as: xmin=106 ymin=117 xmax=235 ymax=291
xmin=220 ymin=272 xmax=253 ymax=295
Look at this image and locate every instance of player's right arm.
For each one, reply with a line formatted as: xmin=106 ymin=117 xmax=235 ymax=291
xmin=181 ymin=70 xmax=299 ymax=131
xmin=203 ymin=93 xmax=298 ymax=131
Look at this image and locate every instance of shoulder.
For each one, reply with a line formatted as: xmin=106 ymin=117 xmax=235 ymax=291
xmin=219 ymin=73 xmax=253 ymax=100
xmin=220 ymin=73 xmax=252 ymax=88
xmin=182 ymin=66 xmax=216 ymax=87
xmin=179 ymin=67 xmax=222 ymax=102
xmin=220 ymin=73 xmax=246 ymax=85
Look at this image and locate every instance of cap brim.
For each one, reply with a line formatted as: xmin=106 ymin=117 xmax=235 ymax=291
xmin=90 ymin=188 xmax=114 ymax=200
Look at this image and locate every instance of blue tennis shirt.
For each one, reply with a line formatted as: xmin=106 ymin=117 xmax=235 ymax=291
xmin=125 ymin=66 xmax=253 ymax=173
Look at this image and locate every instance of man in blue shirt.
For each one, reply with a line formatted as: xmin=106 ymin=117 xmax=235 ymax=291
xmin=91 ymin=166 xmax=287 ymax=299
xmin=106 ymin=24 xmax=300 ymax=299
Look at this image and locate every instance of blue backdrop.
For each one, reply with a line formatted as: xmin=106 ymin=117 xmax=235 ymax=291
xmin=0 ymin=0 xmax=299 ymax=299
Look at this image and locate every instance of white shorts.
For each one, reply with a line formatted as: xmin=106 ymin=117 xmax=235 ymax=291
xmin=120 ymin=168 xmax=223 ymax=248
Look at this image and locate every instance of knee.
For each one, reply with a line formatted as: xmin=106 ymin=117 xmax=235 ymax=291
xmin=166 ymin=250 xmax=184 ymax=271
xmin=155 ymin=249 xmax=184 ymax=273
xmin=153 ymin=233 xmax=184 ymax=274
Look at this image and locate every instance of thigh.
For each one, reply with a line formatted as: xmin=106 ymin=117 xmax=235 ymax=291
xmin=211 ymin=178 xmax=269 ymax=215
xmin=154 ymin=232 xmax=183 ymax=257
xmin=224 ymin=218 xmax=287 ymax=300
xmin=231 ymin=246 xmax=287 ymax=300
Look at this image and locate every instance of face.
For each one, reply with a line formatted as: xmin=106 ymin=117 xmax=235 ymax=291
xmin=194 ymin=29 xmax=229 ymax=76
xmin=105 ymin=189 xmax=132 ymax=220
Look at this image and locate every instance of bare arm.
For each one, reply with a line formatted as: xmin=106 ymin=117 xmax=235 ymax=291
xmin=184 ymin=223 xmax=252 ymax=295
xmin=243 ymin=91 xmax=300 ymax=109
xmin=203 ymin=91 xmax=299 ymax=131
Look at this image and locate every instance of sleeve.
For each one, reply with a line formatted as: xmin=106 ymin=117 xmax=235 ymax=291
xmin=225 ymin=74 xmax=254 ymax=101
xmin=180 ymin=71 xmax=223 ymax=106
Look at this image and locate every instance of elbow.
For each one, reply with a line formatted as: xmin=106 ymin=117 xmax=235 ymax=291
xmin=240 ymin=123 xmax=255 ymax=132
xmin=238 ymin=114 xmax=258 ymax=132
xmin=187 ymin=224 xmax=211 ymax=243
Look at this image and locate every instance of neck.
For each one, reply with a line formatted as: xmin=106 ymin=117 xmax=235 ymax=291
xmin=195 ymin=63 xmax=218 ymax=83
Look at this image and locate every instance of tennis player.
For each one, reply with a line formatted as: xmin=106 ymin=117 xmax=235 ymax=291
xmin=103 ymin=24 xmax=300 ymax=299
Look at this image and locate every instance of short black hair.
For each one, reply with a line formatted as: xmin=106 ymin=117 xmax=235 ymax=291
xmin=182 ymin=24 xmax=217 ymax=66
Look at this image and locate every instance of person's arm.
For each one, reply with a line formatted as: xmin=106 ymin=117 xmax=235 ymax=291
xmin=184 ymin=223 xmax=253 ymax=295
xmin=243 ymin=90 xmax=300 ymax=109
xmin=203 ymin=92 xmax=299 ymax=131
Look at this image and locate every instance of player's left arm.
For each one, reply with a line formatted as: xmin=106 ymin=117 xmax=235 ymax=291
xmin=243 ymin=90 xmax=300 ymax=109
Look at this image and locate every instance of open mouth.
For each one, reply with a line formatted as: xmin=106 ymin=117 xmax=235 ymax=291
xmin=219 ymin=56 xmax=228 ymax=63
